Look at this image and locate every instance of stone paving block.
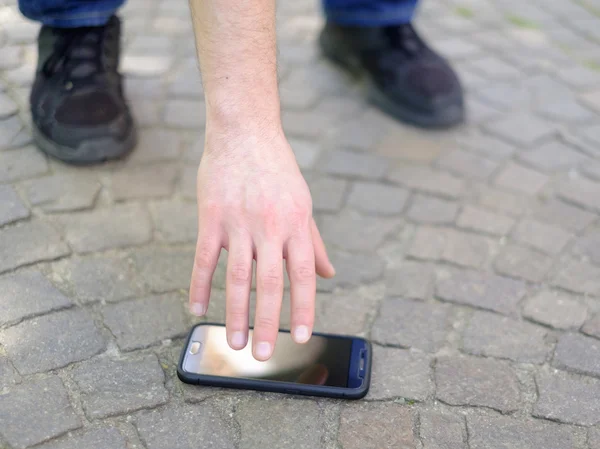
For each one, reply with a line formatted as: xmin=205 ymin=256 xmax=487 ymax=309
xmin=347 ymin=181 xmax=409 ymax=215
xmin=484 ymin=113 xmax=555 ymax=146
xmin=122 ymin=54 xmax=173 ymax=77
xmin=4 ymin=20 xmax=38 ymax=43
xmin=407 ymin=226 xmax=446 ymax=260
xmin=0 ymin=269 xmax=72 ymax=326
xmin=149 ymin=199 xmax=197 ymax=243
xmin=436 ymin=271 xmax=526 ymax=316
xmin=163 ymin=99 xmax=205 ymax=129
xmin=131 ymin=100 xmax=161 ymax=127
xmin=0 ymin=220 xmax=69 ymax=273
xmin=282 ymin=109 xmax=339 ymax=140
xmin=317 ymin=250 xmax=385 ymax=292
xmin=581 ymin=161 xmax=600 ymax=182
xmin=435 ymin=37 xmax=481 ymax=59
xmin=25 ymin=174 xmax=101 ymax=212
xmin=124 ymin=77 xmax=164 ymax=100
xmin=466 ymin=97 xmax=502 ymax=124
xmin=583 ymin=314 xmax=600 ymax=339
xmin=0 ymin=116 xmax=30 ymax=151
xmin=128 ymin=129 xmax=184 ymax=164
xmin=319 ymin=210 xmax=401 ymax=252
xmin=463 ymin=311 xmax=549 ymax=363
xmin=339 ymin=402 xmax=414 ymax=449
xmin=0 ymin=184 xmax=28 ymax=226
xmin=456 ymin=205 xmax=515 ymax=236
xmin=306 ymin=175 xmax=348 ymax=212
xmin=511 ymin=219 xmax=572 ymax=255
xmin=476 ymin=185 xmax=528 ymax=217
xmin=237 ymin=398 xmax=322 ymax=449
xmin=168 ymin=60 xmax=203 ymax=98
xmin=454 ymin=132 xmax=516 ymax=160
xmin=179 ymin=165 xmax=198 ymax=200
xmin=0 ymin=92 xmax=18 ymax=118
xmin=0 ymin=376 xmax=81 ymax=449
xmin=319 ymin=149 xmax=388 ymax=179
xmin=36 ymin=428 xmax=127 ymax=449
xmin=519 ymin=140 xmax=588 ymax=171
xmin=475 ymin=82 xmax=529 ymax=111
xmin=0 ymin=354 xmax=20 ymax=389
xmin=533 ymin=199 xmax=596 ymax=232
xmin=0 ymin=45 xmax=22 ymax=70
xmin=557 ymin=176 xmax=600 ymax=212
xmin=135 ymin=404 xmax=236 ymax=449
xmin=316 ymin=288 xmax=379 ymax=335
xmin=467 ymin=413 xmax=576 ymax=449
xmin=590 ymin=428 xmax=600 ymax=448
xmin=419 ymin=410 xmax=465 ymax=449
xmin=534 ymin=367 xmax=600 ymax=426
xmin=388 ymin=165 xmax=466 ymax=198
xmin=385 ymin=260 xmax=434 ymax=299
xmin=279 ymin=82 xmax=319 ymax=110
xmin=183 ymin=134 xmax=204 ymax=162
xmin=436 ymin=149 xmax=498 ymax=180
xmin=289 ymin=138 xmax=320 ymax=169
xmin=469 ymin=55 xmax=522 ymax=80
xmin=407 ymin=194 xmax=458 ymax=224
xmin=553 ymin=333 xmax=600 ymax=378
xmin=550 ymin=257 xmax=600 ymax=296
xmin=368 ymin=346 xmax=432 ymax=401
xmin=435 ymin=355 xmax=520 ymax=412
xmin=494 ymin=244 xmax=553 ymax=283
xmin=111 ymin=163 xmax=178 ymax=200
xmin=572 ymin=230 xmax=600 ymax=265
xmin=494 ymin=162 xmax=549 ymax=195
xmin=581 ymin=89 xmax=600 ymax=114
xmin=0 ymin=145 xmax=47 ymax=182
xmin=73 ymin=354 xmax=169 ymax=419
xmin=102 ymin=294 xmax=188 ymax=351
xmin=522 ymin=291 xmax=587 ymax=330
xmin=582 ymin=124 xmax=600 ymax=147
xmin=441 ymin=229 xmax=494 ymax=269
xmin=132 ymin=247 xmax=194 ymax=293
xmin=557 ymin=65 xmax=600 ymax=90
xmin=372 ymin=298 xmax=451 ymax=352
xmin=60 ymin=204 xmax=152 ymax=253
xmin=376 ymin=125 xmax=444 ymax=163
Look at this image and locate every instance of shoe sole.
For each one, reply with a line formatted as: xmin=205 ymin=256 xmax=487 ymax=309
xmin=319 ymin=30 xmax=465 ymax=129
xmin=32 ymin=123 xmax=137 ymax=165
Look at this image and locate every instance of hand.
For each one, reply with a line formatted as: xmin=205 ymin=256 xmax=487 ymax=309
xmin=189 ymin=126 xmax=335 ymax=361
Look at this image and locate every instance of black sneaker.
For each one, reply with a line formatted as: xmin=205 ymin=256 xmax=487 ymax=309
xmin=319 ymin=22 xmax=464 ymax=128
xmin=30 ymin=16 xmax=136 ymax=164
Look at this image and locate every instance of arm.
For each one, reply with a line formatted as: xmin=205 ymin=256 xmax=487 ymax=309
xmin=188 ymin=0 xmax=335 ymax=361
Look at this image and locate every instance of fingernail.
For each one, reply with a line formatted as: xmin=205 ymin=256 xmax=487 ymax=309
xmin=190 ymin=303 xmax=206 ymax=316
xmin=293 ymin=325 xmax=310 ymax=343
xmin=255 ymin=342 xmax=272 ymax=360
xmin=231 ymin=331 xmax=246 ymax=348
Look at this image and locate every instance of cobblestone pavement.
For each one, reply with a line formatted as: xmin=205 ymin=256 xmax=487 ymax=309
xmin=2 ymin=0 xmax=600 ymax=447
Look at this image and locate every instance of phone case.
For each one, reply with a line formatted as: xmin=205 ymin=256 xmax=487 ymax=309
xmin=177 ymin=323 xmax=372 ymax=400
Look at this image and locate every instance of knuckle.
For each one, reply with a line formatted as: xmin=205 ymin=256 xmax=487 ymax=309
xmin=255 ymin=316 xmax=278 ymax=331
xmin=291 ymin=263 xmax=314 ymax=286
xmin=195 ymin=245 xmax=215 ymax=269
xmin=229 ymin=263 xmax=251 ymax=286
xmin=227 ymin=307 xmax=247 ymax=322
xmin=259 ymin=272 xmax=283 ymax=293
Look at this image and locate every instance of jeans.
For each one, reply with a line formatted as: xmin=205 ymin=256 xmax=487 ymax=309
xmin=19 ymin=0 xmax=418 ymax=28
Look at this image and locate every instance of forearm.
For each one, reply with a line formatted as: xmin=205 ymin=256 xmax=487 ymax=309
xmin=189 ymin=0 xmax=281 ymax=132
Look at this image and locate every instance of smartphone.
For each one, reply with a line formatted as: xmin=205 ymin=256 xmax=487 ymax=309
xmin=177 ymin=323 xmax=371 ymax=399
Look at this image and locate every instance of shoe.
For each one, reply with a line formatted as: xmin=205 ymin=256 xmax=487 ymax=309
xmin=30 ymin=16 xmax=136 ymax=164
xmin=319 ymin=22 xmax=464 ymax=128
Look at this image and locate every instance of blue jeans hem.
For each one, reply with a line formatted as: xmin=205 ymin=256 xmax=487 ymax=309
xmin=19 ymin=3 xmax=123 ymax=27
xmin=324 ymin=7 xmax=416 ymax=25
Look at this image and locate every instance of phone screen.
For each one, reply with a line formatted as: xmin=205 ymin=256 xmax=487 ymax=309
xmin=182 ymin=325 xmax=354 ymax=387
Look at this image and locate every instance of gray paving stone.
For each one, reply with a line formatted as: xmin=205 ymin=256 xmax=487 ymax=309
xmin=0 ymin=184 xmax=28 ymax=226
xmin=339 ymin=402 xmax=414 ymax=449
xmin=590 ymin=428 xmax=600 ymax=449
xmin=454 ymin=132 xmax=517 ymax=160
xmin=388 ymin=165 xmax=466 ymax=199
xmin=583 ymin=314 xmax=600 ymax=339
xmin=317 ymin=250 xmax=385 ymax=292
xmin=436 ymin=271 xmax=526 ymax=315
xmin=533 ymin=199 xmax=596 ymax=232
xmin=557 ymin=66 xmax=600 ymax=90
xmin=407 ymin=225 xmax=446 ymax=260
xmin=131 ymin=100 xmax=161 ymax=126
xmin=347 ymin=181 xmax=409 ymax=215
xmin=316 ymin=288 xmax=379 ymax=335
xmin=111 ymin=164 xmax=178 ymax=200
xmin=572 ymin=230 xmax=600 ymax=265
xmin=581 ymin=160 xmax=600 ymax=182
xmin=0 ymin=220 xmax=69 ymax=273
xmin=463 ymin=311 xmax=549 ymax=363
xmin=3 ymin=62 xmax=35 ymax=87
xmin=466 ymin=96 xmax=503 ymax=124
xmin=494 ymin=162 xmax=549 ymax=195
xmin=534 ymin=367 xmax=600 ymax=426
xmin=237 ymin=398 xmax=321 ymax=449
xmin=435 ymin=355 xmax=520 ymax=412
xmin=25 ymin=174 xmax=101 ymax=212
xmin=550 ymin=257 xmax=600 ymax=296
xmin=73 ymin=354 xmax=169 ymax=419
xmin=280 ymin=82 xmax=319 ymax=110
xmin=183 ymin=135 xmax=204 ymax=162
xmin=60 ymin=204 xmax=152 ymax=253
xmin=435 ymin=37 xmax=481 ymax=59
xmin=0 ymin=354 xmax=20 ymax=389
xmin=135 ymin=405 xmax=236 ymax=449
xmin=484 ymin=113 xmax=556 ymax=146
xmin=168 ymin=60 xmax=203 ymax=98
xmin=407 ymin=194 xmax=459 ymax=224
xmin=467 ymin=413 xmax=576 ymax=449
xmin=558 ymin=176 xmax=600 ymax=212
xmin=282 ymin=109 xmax=340 ymax=140
xmin=519 ymin=141 xmax=588 ymax=171
xmin=385 ymin=260 xmax=434 ymax=299
xmin=132 ymin=247 xmax=194 ymax=293
xmin=477 ymin=185 xmax=529 ymax=217
xmin=475 ymin=82 xmax=529 ymax=111
xmin=102 ymin=294 xmax=188 ymax=351
xmin=0 ymin=145 xmax=47 ymax=182
xmin=456 ymin=205 xmax=515 ymax=236
xmin=512 ymin=219 xmax=572 ymax=255
xmin=289 ymin=138 xmax=320 ymax=169
xmin=369 ymin=346 xmax=432 ymax=400
xmin=121 ymin=54 xmax=173 ymax=77
xmin=0 ymin=92 xmax=17 ymax=118
xmin=419 ymin=410 xmax=465 ymax=449
xmin=441 ymin=229 xmax=495 ymax=269
xmin=469 ymin=55 xmax=522 ymax=80
xmin=35 ymin=428 xmax=127 ymax=449
xmin=554 ymin=333 xmax=600 ymax=378
xmin=319 ymin=149 xmax=388 ymax=179
xmin=306 ymin=175 xmax=348 ymax=212
xmin=494 ymin=244 xmax=554 ymax=283
xmin=436 ymin=149 xmax=498 ymax=180
xmin=582 ymin=124 xmax=600 ymax=147
xmin=372 ymin=298 xmax=451 ymax=352
xmin=0 ymin=269 xmax=72 ymax=326
xmin=4 ymin=20 xmax=38 ymax=43
xmin=523 ymin=291 xmax=587 ymax=330
xmin=163 ymin=99 xmax=205 ymax=129
xmin=128 ymin=129 xmax=184 ymax=164
xmin=0 ymin=116 xmax=29 ymax=151
xmin=581 ymin=89 xmax=600 ymax=114
xmin=319 ymin=210 xmax=401 ymax=252
xmin=149 ymin=199 xmax=197 ymax=243
xmin=0 ymin=376 xmax=81 ymax=449
xmin=0 ymin=45 xmax=22 ymax=70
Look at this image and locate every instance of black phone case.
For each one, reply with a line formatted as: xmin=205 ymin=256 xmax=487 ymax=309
xmin=177 ymin=323 xmax=372 ymax=400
